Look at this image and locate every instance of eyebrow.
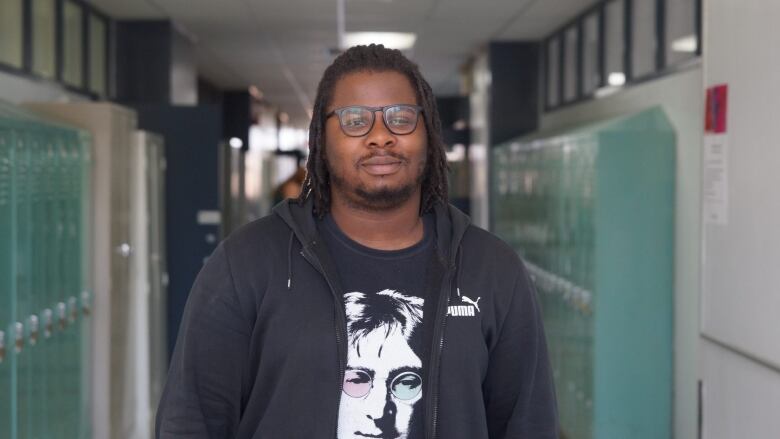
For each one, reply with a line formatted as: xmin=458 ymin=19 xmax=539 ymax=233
xmin=386 ymin=365 xmax=423 ymax=384
xmin=347 ymin=366 xmax=375 ymax=380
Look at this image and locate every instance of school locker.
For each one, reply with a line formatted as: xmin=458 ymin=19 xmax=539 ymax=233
xmin=23 ymin=102 xmax=135 ymax=439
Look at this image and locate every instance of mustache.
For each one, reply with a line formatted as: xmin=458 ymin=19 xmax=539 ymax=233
xmin=357 ymin=151 xmax=408 ymax=165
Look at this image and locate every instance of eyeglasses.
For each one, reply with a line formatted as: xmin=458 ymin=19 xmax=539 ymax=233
xmin=342 ymin=369 xmax=422 ymax=400
xmin=326 ymin=104 xmax=423 ymax=137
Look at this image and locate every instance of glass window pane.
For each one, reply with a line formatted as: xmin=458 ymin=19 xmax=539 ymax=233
xmin=632 ymin=0 xmax=657 ymax=78
xmin=666 ymin=0 xmax=698 ymax=65
xmin=582 ymin=13 xmax=600 ymax=95
xmin=547 ymin=37 xmax=560 ymax=108
xmin=89 ymin=15 xmax=106 ymax=95
xmin=32 ymin=0 xmax=56 ymax=78
xmin=0 ymin=0 xmax=24 ymax=68
xmin=63 ymin=0 xmax=84 ymax=87
xmin=563 ymin=27 xmax=578 ymax=102
xmin=605 ymin=0 xmax=625 ymax=87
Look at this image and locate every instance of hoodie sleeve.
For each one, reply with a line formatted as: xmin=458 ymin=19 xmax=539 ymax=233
xmin=483 ymin=261 xmax=559 ymax=439
xmin=156 ymin=243 xmax=251 ymax=438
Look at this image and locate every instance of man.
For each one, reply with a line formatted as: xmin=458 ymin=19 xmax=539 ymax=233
xmin=156 ymin=44 xmax=558 ymax=439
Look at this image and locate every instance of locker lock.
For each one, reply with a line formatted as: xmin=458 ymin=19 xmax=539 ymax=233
xmin=57 ymin=302 xmax=67 ymax=330
xmin=81 ymin=291 xmax=91 ymax=316
xmin=28 ymin=315 xmax=39 ymax=346
xmin=14 ymin=322 xmax=23 ymax=353
xmin=42 ymin=309 xmax=53 ymax=339
xmin=68 ymin=297 xmax=78 ymax=323
xmin=116 ymin=243 xmax=132 ymax=258
xmin=0 ymin=331 xmax=5 ymax=363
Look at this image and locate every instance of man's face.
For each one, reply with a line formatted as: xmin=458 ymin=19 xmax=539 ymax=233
xmin=338 ymin=327 xmax=423 ymax=439
xmin=324 ymin=70 xmax=428 ymax=211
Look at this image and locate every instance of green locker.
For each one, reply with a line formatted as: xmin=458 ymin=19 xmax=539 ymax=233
xmin=1 ymin=125 xmax=15 ymax=439
xmin=492 ymin=108 xmax=675 ymax=439
xmin=0 ymin=101 xmax=91 ymax=439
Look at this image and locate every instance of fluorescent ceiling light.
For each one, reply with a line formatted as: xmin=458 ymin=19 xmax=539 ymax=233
xmin=671 ymin=35 xmax=698 ymax=53
xmin=607 ymin=72 xmax=626 ymax=86
xmin=341 ymin=32 xmax=417 ymax=50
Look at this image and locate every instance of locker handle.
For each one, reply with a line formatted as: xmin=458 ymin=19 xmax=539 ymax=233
xmin=57 ymin=302 xmax=67 ymax=330
xmin=42 ymin=309 xmax=53 ymax=339
xmin=116 ymin=243 xmax=132 ymax=258
xmin=14 ymin=322 xmax=23 ymax=353
xmin=0 ymin=331 xmax=5 ymax=362
xmin=28 ymin=315 xmax=39 ymax=346
xmin=68 ymin=297 xmax=78 ymax=323
xmin=81 ymin=291 xmax=91 ymax=316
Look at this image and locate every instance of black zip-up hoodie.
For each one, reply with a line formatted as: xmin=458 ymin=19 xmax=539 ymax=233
xmin=156 ymin=198 xmax=558 ymax=439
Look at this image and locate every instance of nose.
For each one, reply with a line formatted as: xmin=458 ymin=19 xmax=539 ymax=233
xmin=365 ymin=109 xmax=396 ymax=148
xmin=364 ymin=384 xmax=395 ymax=421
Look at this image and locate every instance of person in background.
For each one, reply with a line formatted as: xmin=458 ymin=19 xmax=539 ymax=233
xmin=156 ymin=44 xmax=558 ymax=439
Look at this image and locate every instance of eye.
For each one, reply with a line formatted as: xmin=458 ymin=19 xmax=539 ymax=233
xmin=341 ymin=108 xmax=370 ymax=127
xmin=391 ymin=371 xmax=422 ymax=400
xmin=386 ymin=106 xmax=417 ymax=126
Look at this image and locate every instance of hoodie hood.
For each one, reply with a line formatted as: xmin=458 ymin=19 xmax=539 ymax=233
xmin=271 ymin=197 xmax=471 ymax=293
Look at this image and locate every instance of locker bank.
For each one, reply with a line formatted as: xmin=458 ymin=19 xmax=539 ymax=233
xmin=0 ymin=0 xmax=778 ymax=438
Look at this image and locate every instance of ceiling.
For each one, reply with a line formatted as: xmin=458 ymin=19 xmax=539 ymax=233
xmin=87 ymin=0 xmax=598 ymax=126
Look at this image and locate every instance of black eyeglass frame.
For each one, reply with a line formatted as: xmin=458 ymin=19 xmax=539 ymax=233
xmin=325 ymin=104 xmax=424 ymax=137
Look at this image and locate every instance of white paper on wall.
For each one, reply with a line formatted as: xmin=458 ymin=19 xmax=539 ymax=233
xmin=703 ymin=134 xmax=729 ymax=225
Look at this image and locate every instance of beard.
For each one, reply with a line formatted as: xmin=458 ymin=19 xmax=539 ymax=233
xmin=327 ymin=151 xmax=426 ymax=212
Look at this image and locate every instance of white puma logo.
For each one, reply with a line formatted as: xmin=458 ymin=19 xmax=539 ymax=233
xmin=461 ymin=295 xmax=481 ymax=313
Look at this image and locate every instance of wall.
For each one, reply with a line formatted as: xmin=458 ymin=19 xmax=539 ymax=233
xmin=540 ymin=67 xmax=703 ymax=439
xmin=699 ymin=0 xmax=780 ymax=436
xmin=0 ymin=70 xmax=89 ymax=103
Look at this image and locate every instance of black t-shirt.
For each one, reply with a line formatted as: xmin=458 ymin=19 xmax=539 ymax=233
xmin=319 ymin=213 xmax=435 ymax=439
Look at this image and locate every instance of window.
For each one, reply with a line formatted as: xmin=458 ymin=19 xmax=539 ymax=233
xmin=582 ymin=12 xmax=601 ymax=95
xmin=666 ymin=0 xmax=698 ymax=65
xmin=62 ymin=0 xmax=84 ymax=87
xmin=563 ymin=26 xmax=579 ymax=102
xmin=605 ymin=0 xmax=625 ymax=87
xmin=547 ymin=37 xmax=561 ymax=108
xmin=89 ymin=14 xmax=107 ymax=95
xmin=543 ymin=0 xmax=701 ymax=111
xmin=0 ymin=0 xmax=24 ymax=68
xmin=32 ymin=0 xmax=57 ymax=78
xmin=632 ymin=0 xmax=658 ymax=79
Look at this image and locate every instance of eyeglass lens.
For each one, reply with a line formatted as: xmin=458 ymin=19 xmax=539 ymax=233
xmin=338 ymin=105 xmax=420 ymax=136
xmin=342 ymin=369 xmax=422 ymax=400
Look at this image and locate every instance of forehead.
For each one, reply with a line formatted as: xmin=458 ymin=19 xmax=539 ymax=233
xmin=349 ymin=327 xmax=422 ymax=374
xmin=330 ymin=70 xmax=418 ymax=109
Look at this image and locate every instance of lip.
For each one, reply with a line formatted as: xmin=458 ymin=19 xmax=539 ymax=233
xmin=360 ymin=156 xmax=403 ymax=176
xmin=355 ymin=431 xmax=395 ymax=438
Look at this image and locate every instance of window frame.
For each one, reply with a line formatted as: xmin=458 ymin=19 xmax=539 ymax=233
xmin=0 ymin=0 xmax=111 ymax=99
xmin=543 ymin=0 xmax=703 ymax=113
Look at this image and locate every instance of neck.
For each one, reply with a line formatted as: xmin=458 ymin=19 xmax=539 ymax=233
xmin=329 ymin=189 xmax=424 ymax=251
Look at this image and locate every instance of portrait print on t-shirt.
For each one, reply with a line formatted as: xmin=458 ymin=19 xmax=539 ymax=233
xmin=338 ymin=289 xmax=424 ymax=439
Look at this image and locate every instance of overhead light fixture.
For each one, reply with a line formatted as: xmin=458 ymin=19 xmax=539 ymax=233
xmin=607 ymin=72 xmax=626 ymax=86
xmin=671 ymin=35 xmax=698 ymax=53
xmin=341 ymin=32 xmax=417 ymax=50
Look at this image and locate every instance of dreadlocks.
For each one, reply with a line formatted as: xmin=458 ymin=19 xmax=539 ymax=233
xmin=298 ymin=44 xmax=450 ymax=218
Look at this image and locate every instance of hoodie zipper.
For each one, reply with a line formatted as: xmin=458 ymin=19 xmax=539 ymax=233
xmin=427 ymin=266 xmax=456 ymax=439
xmin=300 ymin=243 xmax=348 ymax=439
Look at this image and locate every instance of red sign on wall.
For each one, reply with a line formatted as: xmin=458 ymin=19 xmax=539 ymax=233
xmin=705 ymin=84 xmax=728 ymax=133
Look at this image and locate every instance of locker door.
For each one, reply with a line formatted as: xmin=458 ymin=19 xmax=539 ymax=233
xmin=15 ymin=126 xmax=33 ymax=439
xmin=0 ymin=126 xmax=15 ymax=439
xmin=146 ymin=134 xmax=168 ymax=423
